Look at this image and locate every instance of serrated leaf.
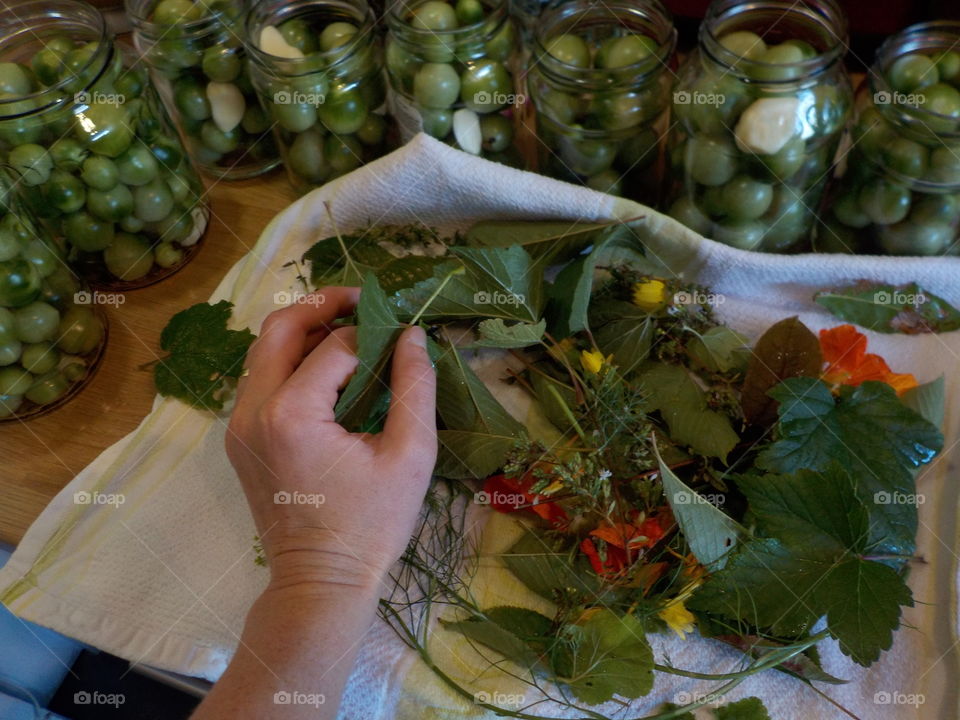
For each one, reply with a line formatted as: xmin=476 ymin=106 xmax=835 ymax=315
xmin=640 ymin=363 xmax=739 ymax=461
xmin=502 ymin=531 xmax=608 ymax=605
xmin=740 ymin=317 xmax=822 ymax=427
xmin=564 ymin=610 xmax=654 ymax=704
xmin=592 ymin=302 xmax=655 ymax=375
xmin=435 ymin=429 xmax=521 ymax=479
xmin=690 ymin=326 xmax=751 ymax=374
xmin=714 ymin=697 xmax=772 ymax=720
xmin=815 ymin=281 xmax=960 ymax=334
xmin=435 ymin=346 xmax=524 ymax=435
xmin=442 ymin=606 xmax=553 ymax=670
xmin=901 ymin=376 xmax=945 ymax=429
xmin=155 ymin=301 xmax=255 ymax=411
xmin=334 ymin=274 xmax=403 ymax=431
xmin=474 ymin=318 xmax=545 ymax=348
xmin=655 ymin=440 xmax=744 ymax=569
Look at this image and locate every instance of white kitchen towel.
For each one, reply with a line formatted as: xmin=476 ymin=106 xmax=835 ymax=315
xmin=1 ymin=134 xmax=958 ymax=720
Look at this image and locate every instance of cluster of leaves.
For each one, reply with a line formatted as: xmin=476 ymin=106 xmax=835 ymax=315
xmin=815 ymin=280 xmax=960 ymax=334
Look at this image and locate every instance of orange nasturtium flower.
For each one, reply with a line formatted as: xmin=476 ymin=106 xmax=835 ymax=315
xmin=483 ymin=472 xmax=568 ymax=528
xmin=819 ymin=325 xmax=918 ymax=396
xmin=580 ymin=515 xmax=665 ymax=577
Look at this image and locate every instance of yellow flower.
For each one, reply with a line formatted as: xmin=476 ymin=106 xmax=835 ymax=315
xmin=580 ymin=349 xmax=607 ymax=374
xmin=658 ymin=600 xmax=696 ymax=640
xmin=632 ymin=279 xmax=668 ymax=312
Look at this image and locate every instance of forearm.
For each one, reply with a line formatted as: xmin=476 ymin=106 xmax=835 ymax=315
xmin=191 ymin=580 xmax=381 ymax=720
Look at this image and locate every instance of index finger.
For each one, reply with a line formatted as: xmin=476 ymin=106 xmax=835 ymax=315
xmin=235 ymin=287 xmax=360 ymax=413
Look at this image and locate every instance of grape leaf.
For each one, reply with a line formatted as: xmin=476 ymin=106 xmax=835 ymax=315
xmin=474 ymin=318 xmax=546 ymax=348
xmin=155 ymin=301 xmax=255 ymax=411
xmin=740 ymin=317 xmax=822 ymax=427
xmin=435 ymin=429 xmax=522 ymax=479
xmin=562 ymin=610 xmax=654 ymax=704
xmin=714 ymin=697 xmax=772 ymax=720
xmin=815 ymin=281 xmax=960 ymax=334
xmin=640 ymin=363 xmax=739 ymax=461
xmin=334 ymin=274 xmax=403 ymax=431
xmin=690 ymin=467 xmax=914 ymax=665
xmin=758 ymin=377 xmax=942 ymax=556
xmin=655 ymin=440 xmax=744 ymax=569
xmin=591 ymin=301 xmax=655 ymax=375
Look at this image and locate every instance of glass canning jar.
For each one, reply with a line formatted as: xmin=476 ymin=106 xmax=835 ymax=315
xmin=0 ymin=169 xmax=107 ymax=421
xmin=246 ymin=0 xmax=395 ymax=195
xmin=665 ymin=0 xmax=852 ymax=252
xmin=385 ymin=0 xmax=522 ymax=165
xmin=527 ymin=0 xmax=676 ymax=202
xmin=817 ymin=22 xmax=960 ymax=256
xmin=127 ymin=0 xmax=280 ymax=180
xmin=0 ymin=0 xmax=209 ymax=289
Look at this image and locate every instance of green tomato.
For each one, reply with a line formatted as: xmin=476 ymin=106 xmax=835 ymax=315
xmin=325 ymin=133 xmax=363 ymax=176
xmin=13 ymin=301 xmax=59 ymax=344
xmin=686 ymin=134 xmax=737 ymax=186
xmin=202 ymin=47 xmax=241 ymax=83
xmin=460 ymin=60 xmax=511 ymax=113
xmin=39 ymin=267 xmax=79 ymax=309
xmin=114 ymin=67 xmax=146 ymax=100
xmin=9 ymin=144 xmax=53 ymax=186
xmin=544 ymin=34 xmax=590 ymax=68
xmin=911 ymin=193 xmax=960 ymax=225
xmin=0 ymin=392 xmax=22 ymax=416
xmin=669 ymin=195 xmax=712 ymax=235
xmin=559 ymin=132 xmax=616 ymax=176
xmin=0 ymin=232 xmax=18 ymax=263
xmin=754 ymin=135 xmax=806 ymax=180
xmin=64 ymin=210 xmax=115 ymax=252
xmin=45 ymin=169 xmax=87 ymax=214
xmin=0 ymin=306 xmax=14 ymax=337
xmin=62 ymin=362 xmax=86 ymax=383
xmin=20 ymin=342 xmax=59 ymax=374
xmin=103 ymin=232 xmax=155 ymax=280
xmin=25 ymin=370 xmax=69 ymax=405
xmin=719 ymin=31 xmax=766 ymax=60
xmin=119 ymin=214 xmax=145 ymax=233
xmin=419 ymin=108 xmax=453 ymax=138
xmin=278 ymin=18 xmax=319 ymax=54
xmin=782 ymin=39 xmax=817 ymax=59
xmin=881 ymin=136 xmax=928 ymax=177
xmin=0 ymin=95 xmax=41 ymax=146
xmin=454 ymin=0 xmax=483 ymax=25
xmin=174 ymin=77 xmax=212 ymax=121
xmin=386 ymin=41 xmax=421 ymax=88
xmin=485 ymin=20 xmax=514 ymax=62
xmin=153 ymin=0 xmax=206 ymax=24
xmin=167 ymin=174 xmax=194 ymax=205
xmin=0 ymin=367 xmax=33 ymax=396
xmin=356 ymin=113 xmax=387 ymax=147
xmin=287 ymin=129 xmax=328 ymax=184
xmin=916 ymin=82 xmax=960 ymax=118
xmin=57 ymin=305 xmax=103 ymax=354
xmin=585 ymin=170 xmax=622 ymax=196
xmin=317 ymin=88 xmax=368 ymax=135
xmin=858 ymin=178 xmax=911 ymax=225
xmin=49 ymin=138 xmax=89 ymax=172
xmin=595 ymin=91 xmax=648 ymax=131
xmin=32 ymin=40 xmax=70 ymax=87
xmin=271 ymin=96 xmax=318 ymax=133
xmin=241 ymin=105 xmax=271 ymax=135
xmin=933 ymin=50 xmax=960 ymax=83
xmin=19 ymin=237 xmax=60 ymax=280
xmin=75 ymin=103 xmax=134 ymax=157
xmin=596 ymin=34 xmax=656 ymax=69
xmin=536 ymin=88 xmax=582 ymax=125
xmin=414 ymin=63 xmax=460 ymax=110
xmin=0 ymin=258 xmax=41 ymax=307
xmin=0 ymin=62 xmax=31 ymax=95
xmin=80 ymin=156 xmax=119 ymax=191
xmin=877 ymin=220 xmax=954 ymax=255
xmin=320 ymin=22 xmax=358 ymax=51
xmin=200 ymin=121 xmax=240 ymax=154
xmin=116 ymin=144 xmax=159 ymax=186
xmin=87 ymin=183 xmax=134 ymax=223
xmin=720 ymin=175 xmax=773 ymax=221
xmin=888 ymin=53 xmax=938 ymax=93
xmin=833 ymin=191 xmax=871 ymax=228
xmin=154 ymin=241 xmax=184 ymax=269
xmin=929 ymin=145 xmax=960 ymax=184
xmin=0 ymin=340 xmax=21 ymax=366
xmin=133 ymin=179 xmax=174 ymax=223
xmin=411 ymin=1 xmax=458 ymax=31
xmin=750 ymin=43 xmax=805 ymax=82
xmin=713 ymin=218 xmax=766 ymax=250
xmin=479 ymin=114 xmax=512 ymax=153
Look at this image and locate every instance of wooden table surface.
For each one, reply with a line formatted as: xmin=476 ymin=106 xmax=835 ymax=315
xmin=0 ymin=170 xmax=298 ymax=547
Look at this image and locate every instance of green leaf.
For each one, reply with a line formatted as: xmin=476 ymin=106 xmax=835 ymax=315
xmin=740 ymin=317 xmax=822 ymax=427
xmin=434 ymin=346 xmax=524 ymax=435
xmin=758 ymin=377 xmax=942 ymax=555
xmin=714 ymin=697 xmax=772 ymax=720
xmin=463 ymin=218 xmax=622 ymax=264
xmin=155 ymin=301 xmax=255 ymax=411
xmin=529 ymin=372 xmax=578 ymax=435
xmin=717 ymin=635 xmax=846 ymax=685
xmin=334 ymin=274 xmax=403 ymax=430
xmin=640 ymin=363 xmax=739 ymax=461
xmin=563 ymin=610 xmax=654 ymax=704
xmin=393 ymin=246 xmax=542 ymax=323
xmin=691 ymin=467 xmax=915 ymax=665
xmin=474 ymin=318 xmax=546 ymax=348
xmin=901 ymin=376 xmax=945 ymax=429
xmin=815 ymin=281 xmax=960 ymax=334
xmin=592 ymin=302 xmax=655 ymax=375
xmin=435 ymin=429 xmax=521 ymax=479
xmin=655 ymin=440 xmax=744 ymax=569
xmin=689 ymin=326 xmax=751 ymax=374
xmin=442 ymin=606 xmax=553 ymax=670
xmin=502 ymin=531 xmax=608 ymax=605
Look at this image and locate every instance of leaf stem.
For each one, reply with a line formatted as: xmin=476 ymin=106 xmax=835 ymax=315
xmin=409 ymin=265 xmax=466 ymax=326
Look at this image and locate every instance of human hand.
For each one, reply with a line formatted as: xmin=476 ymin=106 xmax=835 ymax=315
xmin=225 ymin=286 xmax=437 ymax=595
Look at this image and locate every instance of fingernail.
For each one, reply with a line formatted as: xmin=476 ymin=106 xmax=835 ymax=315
xmin=408 ymin=325 xmax=427 ymax=348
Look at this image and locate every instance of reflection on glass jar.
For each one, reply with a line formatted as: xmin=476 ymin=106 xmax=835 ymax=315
xmin=386 ymin=0 xmax=522 ymax=165
xmin=526 ymin=0 xmax=676 ymax=203
xmin=665 ymin=0 xmax=852 ymax=252
xmin=127 ymin=0 xmax=280 ymax=180
xmin=0 ymin=169 xmax=107 ymax=421
xmin=0 ymin=0 xmax=209 ymax=289
xmin=817 ymin=22 xmax=960 ymax=256
xmin=247 ymin=0 xmax=395 ymax=195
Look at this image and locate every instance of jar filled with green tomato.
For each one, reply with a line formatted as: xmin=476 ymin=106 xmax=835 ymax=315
xmin=527 ymin=0 xmax=676 ymax=202
xmin=385 ymin=0 xmax=522 ymax=164
xmin=127 ymin=0 xmax=280 ymax=180
xmin=0 ymin=0 xmax=209 ymax=288
xmin=817 ymin=22 xmax=960 ymax=255
xmin=0 ymin=169 xmax=107 ymax=421
xmin=247 ymin=0 xmax=395 ymax=194
xmin=665 ymin=0 xmax=852 ymax=252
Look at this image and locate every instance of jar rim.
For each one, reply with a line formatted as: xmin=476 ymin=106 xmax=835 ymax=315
xmin=0 ymin=0 xmax=111 ymax=117
xmin=386 ymin=0 xmax=508 ymax=47
xmin=125 ymin=0 xmax=245 ymax=39
xmin=700 ymin=0 xmax=848 ymax=85
xmin=530 ymin=0 xmax=676 ymax=88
